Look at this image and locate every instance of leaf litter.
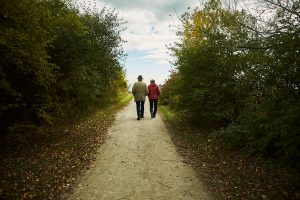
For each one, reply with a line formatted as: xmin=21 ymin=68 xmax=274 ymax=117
xmin=162 ymin=120 xmax=300 ymax=200
xmin=1 ymin=100 xmax=131 ymax=200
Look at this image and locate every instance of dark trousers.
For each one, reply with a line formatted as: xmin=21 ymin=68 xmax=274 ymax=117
xmin=149 ymin=99 xmax=158 ymax=115
xmin=136 ymin=100 xmax=145 ymax=117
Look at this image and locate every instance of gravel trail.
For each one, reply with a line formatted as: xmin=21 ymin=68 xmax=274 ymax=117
xmin=68 ymin=100 xmax=210 ymax=200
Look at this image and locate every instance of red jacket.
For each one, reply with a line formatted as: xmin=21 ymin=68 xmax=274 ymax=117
xmin=148 ymin=83 xmax=160 ymax=100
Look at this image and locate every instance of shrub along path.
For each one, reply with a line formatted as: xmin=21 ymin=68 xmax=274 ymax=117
xmin=159 ymin=106 xmax=300 ymax=200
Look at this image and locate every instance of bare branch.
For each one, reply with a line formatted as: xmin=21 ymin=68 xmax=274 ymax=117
xmin=262 ymin=0 xmax=300 ymax=18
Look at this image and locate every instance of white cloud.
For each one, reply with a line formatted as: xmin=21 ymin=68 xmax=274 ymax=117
xmin=96 ymin=0 xmax=193 ymax=48
xmin=139 ymin=48 xmax=170 ymax=65
xmin=78 ymin=0 xmax=197 ymax=84
xmin=117 ymin=8 xmax=181 ymax=66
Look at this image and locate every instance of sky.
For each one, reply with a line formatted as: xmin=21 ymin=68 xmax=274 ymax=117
xmin=75 ymin=0 xmax=264 ymax=87
xmin=78 ymin=0 xmax=199 ymax=86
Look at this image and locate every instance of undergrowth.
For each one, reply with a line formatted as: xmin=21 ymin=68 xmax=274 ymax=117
xmin=159 ymin=105 xmax=300 ymax=200
xmin=0 ymin=95 xmax=132 ymax=200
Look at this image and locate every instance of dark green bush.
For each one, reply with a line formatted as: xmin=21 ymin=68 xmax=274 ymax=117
xmin=0 ymin=0 xmax=127 ymax=135
xmin=161 ymin=0 xmax=300 ymax=167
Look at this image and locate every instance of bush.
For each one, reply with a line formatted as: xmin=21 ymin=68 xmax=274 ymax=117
xmin=0 ymin=0 xmax=127 ymax=136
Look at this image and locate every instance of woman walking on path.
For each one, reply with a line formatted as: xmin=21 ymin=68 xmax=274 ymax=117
xmin=132 ymin=75 xmax=148 ymax=120
xmin=148 ymin=79 xmax=160 ymax=118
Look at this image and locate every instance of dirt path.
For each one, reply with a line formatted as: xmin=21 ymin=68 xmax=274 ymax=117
xmin=67 ymin=100 xmax=210 ymax=200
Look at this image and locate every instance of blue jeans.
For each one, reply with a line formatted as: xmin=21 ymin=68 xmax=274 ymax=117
xmin=136 ymin=100 xmax=145 ymax=117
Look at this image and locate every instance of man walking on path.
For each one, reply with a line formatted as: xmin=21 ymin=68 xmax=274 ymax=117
xmin=132 ymin=75 xmax=148 ymax=120
xmin=148 ymin=79 xmax=160 ymax=118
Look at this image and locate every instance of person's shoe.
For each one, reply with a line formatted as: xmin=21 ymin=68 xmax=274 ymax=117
xmin=137 ymin=116 xmax=141 ymax=120
xmin=141 ymin=115 xmax=144 ymax=118
xmin=151 ymin=112 xmax=154 ymax=118
xmin=153 ymin=113 xmax=156 ymax=118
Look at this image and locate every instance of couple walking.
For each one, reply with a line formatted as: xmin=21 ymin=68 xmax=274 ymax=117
xmin=132 ymin=75 xmax=160 ymax=120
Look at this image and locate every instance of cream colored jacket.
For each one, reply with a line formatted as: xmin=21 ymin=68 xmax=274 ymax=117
xmin=132 ymin=81 xmax=148 ymax=101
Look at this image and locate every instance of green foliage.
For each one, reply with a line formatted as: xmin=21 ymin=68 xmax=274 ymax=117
xmin=222 ymin=96 xmax=300 ymax=165
xmin=0 ymin=0 xmax=56 ymax=126
xmin=159 ymin=70 xmax=181 ymax=107
xmin=162 ymin=0 xmax=300 ymax=167
xmin=0 ymin=0 xmax=127 ymax=134
xmin=165 ymin=0 xmax=253 ymax=126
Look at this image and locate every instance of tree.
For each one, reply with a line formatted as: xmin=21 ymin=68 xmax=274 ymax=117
xmin=167 ymin=0 xmax=254 ymax=125
xmin=0 ymin=0 xmax=127 ymax=137
xmin=0 ymin=0 xmax=56 ymax=128
xmin=162 ymin=0 xmax=300 ymax=166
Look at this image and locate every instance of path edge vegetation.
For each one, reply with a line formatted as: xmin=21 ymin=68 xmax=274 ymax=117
xmin=159 ymin=105 xmax=300 ymax=200
xmin=159 ymin=0 xmax=299 ymax=199
xmin=1 ymin=94 xmax=133 ymax=200
xmin=0 ymin=0 xmax=131 ymax=199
